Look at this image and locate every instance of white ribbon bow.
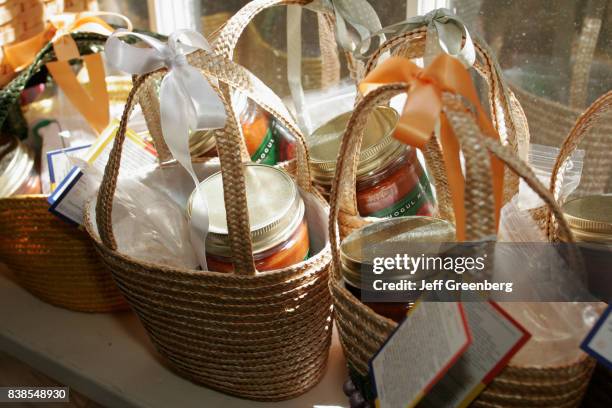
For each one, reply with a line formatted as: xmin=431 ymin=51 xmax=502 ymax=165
xmin=105 ymin=29 xmax=227 ymax=270
xmin=357 ymin=8 xmax=476 ymax=68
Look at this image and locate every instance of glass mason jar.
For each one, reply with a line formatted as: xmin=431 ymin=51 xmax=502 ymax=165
xmin=188 ymin=163 xmax=309 ymax=272
xmin=0 ymin=136 xmax=40 ymax=198
xmin=189 ymin=92 xmax=296 ymax=164
xmin=307 ymin=106 xmax=435 ymax=218
xmin=561 ymin=195 xmax=612 ymax=302
xmin=340 ymin=216 xmax=456 ymax=322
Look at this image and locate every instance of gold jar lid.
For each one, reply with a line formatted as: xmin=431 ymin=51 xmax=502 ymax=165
xmin=307 ymin=106 xmax=404 ymax=186
xmin=189 ymin=129 xmax=216 ymax=157
xmin=106 ymin=76 xmax=133 ymax=103
xmin=188 ymin=163 xmax=305 ymax=257
xmin=562 ymin=195 xmax=612 ymax=243
xmin=187 ymin=92 xmax=251 ymax=158
xmin=340 ymin=216 xmax=456 ymax=288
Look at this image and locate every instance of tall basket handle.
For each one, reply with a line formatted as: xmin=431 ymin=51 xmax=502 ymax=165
xmin=96 ymin=49 xmax=314 ymax=275
xmin=211 ymin=0 xmax=338 ymax=82
xmin=361 ymin=27 xmax=530 ymax=200
xmin=211 ymin=0 xmax=342 ymax=134
xmin=546 ymin=90 xmax=612 ymax=240
xmin=328 ymin=84 xmax=573 ymax=274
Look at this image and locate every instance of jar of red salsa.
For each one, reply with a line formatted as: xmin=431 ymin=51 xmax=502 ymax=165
xmin=307 ymin=106 xmax=434 ymax=218
xmin=188 ymin=163 xmax=309 ymax=273
xmin=189 ymin=92 xmax=296 ymax=164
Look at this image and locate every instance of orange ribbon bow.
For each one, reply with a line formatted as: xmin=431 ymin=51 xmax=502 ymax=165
xmin=1 ymin=13 xmax=130 ymax=133
xmin=359 ymin=54 xmax=504 ymax=241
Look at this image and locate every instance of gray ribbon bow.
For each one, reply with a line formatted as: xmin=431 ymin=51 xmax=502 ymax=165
xmin=306 ymin=0 xmax=385 ymax=53
xmin=105 ymin=29 xmax=227 ymax=270
xmin=356 ymin=8 xmax=476 ymax=67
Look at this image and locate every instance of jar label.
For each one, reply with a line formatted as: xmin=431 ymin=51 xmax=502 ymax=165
xmin=251 ymin=128 xmax=278 ymax=165
xmin=367 ymin=173 xmax=434 ymax=218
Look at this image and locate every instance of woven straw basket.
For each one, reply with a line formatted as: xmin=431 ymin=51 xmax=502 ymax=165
xmin=338 ymin=27 xmax=530 ymax=238
xmin=327 ymin=29 xmax=595 ymax=407
xmin=545 ymin=90 xmax=612 ymax=408
xmin=84 ymin=31 xmax=334 ymax=399
xmin=0 ymin=32 xmax=126 ymax=313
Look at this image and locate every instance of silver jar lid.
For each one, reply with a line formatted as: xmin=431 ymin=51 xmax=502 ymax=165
xmin=188 ymin=163 xmax=305 ymax=257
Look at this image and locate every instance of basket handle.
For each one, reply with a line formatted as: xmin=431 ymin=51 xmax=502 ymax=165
xmin=362 ymin=27 xmax=530 ymax=196
xmin=212 ymin=0 xmax=334 ymax=66
xmin=0 ymin=33 xmax=107 ymax=136
xmin=212 ymin=0 xmax=341 ymax=132
xmin=568 ymin=0 xmax=606 ymax=109
xmin=546 ymin=90 xmax=612 ymax=239
xmin=328 ymin=84 xmax=573 ymax=272
xmin=96 ymin=49 xmax=314 ymax=275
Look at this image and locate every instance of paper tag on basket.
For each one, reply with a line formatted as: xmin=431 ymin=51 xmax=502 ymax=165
xmin=420 ymin=302 xmax=531 ymax=408
xmin=46 ymin=143 xmax=91 ymax=192
xmin=370 ymin=301 xmax=531 ymax=408
xmin=48 ymin=120 xmax=157 ymax=225
xmin=581 ymin=305 xmax=612 ymax=370
xmin=369 ymin=302 xmax=471 ymax=408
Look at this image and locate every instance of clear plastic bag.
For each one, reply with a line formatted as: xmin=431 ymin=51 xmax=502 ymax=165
xmin=84 ymin=162 xmax=200 ymax=270
xmin=518 ymin=143 xmax=584 ymax=211
xmin=290 ymin=79 xmax=357 ymax=136
xmin=495 ymin=150 xmax=603 ymax=367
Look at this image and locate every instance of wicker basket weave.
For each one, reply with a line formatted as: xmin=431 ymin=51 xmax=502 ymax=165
xmin=0 ymin=195 xmax=124 ymax=312
xmin=84 ymin=39 xmax=334 ymax=400
xmin=509 ymin=1 xmax=612 ymax=196
xmin=327 ymin=29 xmax=595 ymax=408
xmin=0 ymin=33 xmax=127 ymax=313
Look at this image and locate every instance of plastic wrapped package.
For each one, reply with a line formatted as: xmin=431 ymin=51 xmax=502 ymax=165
xmin=84 ymin=161 xmax=206 ymax=270
xmin=518 ymin=143 xmax=585 ymax=211
xmin=290 ymin=79 xmax=357 ymax=136
xmin=22 ymin=71 xmax=135 ymax=194
xmin=501 ymin=302 xmax=602 ymax=368
xmin=495 ymin=152 xmax=604 ymax=368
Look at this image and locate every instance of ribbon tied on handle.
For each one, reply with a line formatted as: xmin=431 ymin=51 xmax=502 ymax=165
xmin=105 ymin=29 xmax=227 ymax=270
xmin=306 ymin=0 xmax=385 ymax=53
xmin=286 ymin=0 xmax=384 ymax=133
xmin=357 ymin=8 xmax=475 ymax=68
xmin=45 ymin=12 xmax=130 ymax=133
xmin=359 ymin=54 xmax=504 ymax=241
xmin=1 ymin=12 xmax=131 ymax=85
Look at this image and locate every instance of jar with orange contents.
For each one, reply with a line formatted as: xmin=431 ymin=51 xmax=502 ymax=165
xmin=187 ymin=163 xmax=309 ymax=272
xmin=189 ymin=92 xmax=296 ymax=164
xmin=307 ymin=106 xmax=434 ymax=218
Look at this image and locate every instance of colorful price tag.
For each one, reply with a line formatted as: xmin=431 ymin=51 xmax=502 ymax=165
xmin=369 ymin=301 xmax=531 ymax=408
xmin=370 ymin=302 xmax=471 ymax=408
xmin=46 ymin=144 xmax=91 ymax=192
xmin=421 ymin=302 xmax=531 ymax=408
